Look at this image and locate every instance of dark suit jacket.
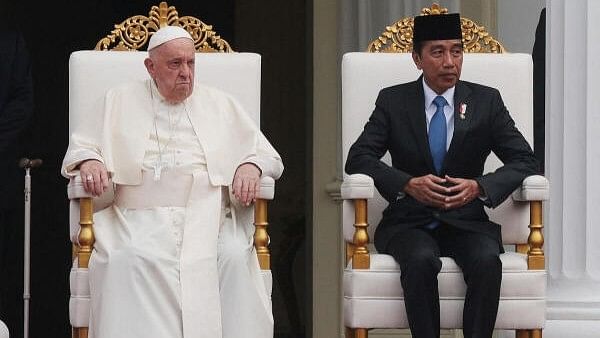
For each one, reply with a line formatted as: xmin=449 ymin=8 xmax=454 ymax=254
xmin=0 ymin=30 xmax=33 ymax=208
xmin=345 ymin=77 xmax=538 ymax=253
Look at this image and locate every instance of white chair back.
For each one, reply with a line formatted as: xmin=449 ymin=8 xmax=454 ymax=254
xmin=67 ymin=51 xmax=262 ymax=241
xmin=68 ymin=51 xmax=261 ymax=135
xmin=342 ymin=52 xmax=533 ymax=246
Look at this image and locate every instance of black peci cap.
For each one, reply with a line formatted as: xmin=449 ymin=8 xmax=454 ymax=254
xmin=413 ymin=13 xmax=462 ymax=46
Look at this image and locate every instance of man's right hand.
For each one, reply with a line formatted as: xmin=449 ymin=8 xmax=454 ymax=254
xmin=78 ymin=160 xmax=109 ymax=196
xmin=403 ymin=174 xmax=449 ymax=208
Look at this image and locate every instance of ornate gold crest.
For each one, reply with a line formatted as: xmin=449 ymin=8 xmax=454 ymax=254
xmin=95 ymin=2 xmax=233 ymax=52
xmin=367 ymin=3 xmax=505 ymax=53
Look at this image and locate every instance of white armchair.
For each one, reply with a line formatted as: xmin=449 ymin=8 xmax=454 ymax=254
xmin=341 ymin=9 xmax=548 ymax=338
xmin=0 ymin=320 xmax=8 ymax=338
xmin=66 ymin=3 xmax=277 ymax=337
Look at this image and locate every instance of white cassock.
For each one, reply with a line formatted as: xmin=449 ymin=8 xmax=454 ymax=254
xmin=62 ymin=80 xmax=284 ymax=338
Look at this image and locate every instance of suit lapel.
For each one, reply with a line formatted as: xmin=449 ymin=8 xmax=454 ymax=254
xmin=406 ymin=78 xmax=436 ymax=173
xmin=443 ymin=81 xmax=473 ymax=172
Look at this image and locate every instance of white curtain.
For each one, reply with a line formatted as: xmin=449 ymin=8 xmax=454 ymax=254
xmin=340 ymin=0 xmax=461 ymax=53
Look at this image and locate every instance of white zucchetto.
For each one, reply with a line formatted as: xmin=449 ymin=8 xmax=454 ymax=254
xmin=147 ymin=26 xmax=194 ymax=51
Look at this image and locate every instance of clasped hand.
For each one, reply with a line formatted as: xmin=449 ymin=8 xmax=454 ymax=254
xmin=404 ymin=174 xmax=481 ymax=210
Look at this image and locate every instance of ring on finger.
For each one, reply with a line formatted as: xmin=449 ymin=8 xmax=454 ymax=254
xmin=86 ymin=175 xmax=94 ymax=182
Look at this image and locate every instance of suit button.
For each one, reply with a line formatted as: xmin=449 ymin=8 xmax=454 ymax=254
xmin=433 ymin=212 xmax=440 ymax=218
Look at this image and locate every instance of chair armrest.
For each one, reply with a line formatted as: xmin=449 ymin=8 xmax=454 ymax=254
xmin=67 ymin=175 xmax=94 ymax=200
xmin=341 ymin=174 xmax=374 ymax=199
xmin=512 ymin=175 xmax=549 ymax=201
xmin=254 ymin=176 xmax=277 ymax=270
xmin=510 ymin=175 xmax=549 ymax=270
xmin=341 ymin=174 xmax=373 ymax=269
xmin=257 ymin=176 xmax=275 ymax=200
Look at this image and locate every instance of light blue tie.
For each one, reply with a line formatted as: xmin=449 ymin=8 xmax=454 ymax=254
xmin=429 ymin=96 xmax=448 ymax=175
xmin=425 ymin=96 xmax=447 ymax=230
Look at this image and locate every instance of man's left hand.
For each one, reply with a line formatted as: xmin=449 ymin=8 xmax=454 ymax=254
xmin=442 ymin=175 xmax=482 ymax=210
xmin=233 ymin=163 xmax=261 ymax=206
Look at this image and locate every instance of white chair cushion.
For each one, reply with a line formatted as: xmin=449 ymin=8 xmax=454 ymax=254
xmin=68 ymin=266 xmax=273 ymax=327
xmin=344 ymin=253 xmax=546 ymax=329
xmin=344 ymin=298 xmax=545 ymax=329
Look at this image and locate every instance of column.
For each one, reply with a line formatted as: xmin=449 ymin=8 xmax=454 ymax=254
xmin=545 ymin=0 xmax=600 ymax=336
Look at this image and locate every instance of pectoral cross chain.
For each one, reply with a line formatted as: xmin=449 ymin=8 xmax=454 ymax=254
xmin=152 ymin=160 xmax=169 ymax=181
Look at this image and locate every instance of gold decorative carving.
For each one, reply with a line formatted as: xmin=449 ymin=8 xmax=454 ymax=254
xmin=95 ymin=2 xmax=233 ymax=52
xmin=353 ymin=328 xmax=368 ymax=338
xmin=77 ymin=198 xmax=95 ymax=269
xmin=367 ymin=3 xmax=505 ymax=53
xmin=352 ymin=199 xmax=370 ymax=269
xmin=527 ymin=201 xmax=545 ymax=270
xmin=516 ymin=243 xmax=529 ymax=254
xmin=516 ymin=330 xmax=529 ymax=338
xmin=73 ymin=197 xmax=94 ymax=336
xmin=346 ymin=242 xmax=355 ymax=266
xmin=254 ymin=199 xmax=270 ymax=270
xmin=73 ymin=327 xmax=89 ymax=338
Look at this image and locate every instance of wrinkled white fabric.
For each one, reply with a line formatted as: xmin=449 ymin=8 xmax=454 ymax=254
xmin=63 ymin=81 xmax=281 ymax=338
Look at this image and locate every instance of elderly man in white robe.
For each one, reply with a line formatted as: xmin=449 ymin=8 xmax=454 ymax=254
xmin=62 ymin=26 xmax=283 ymax=338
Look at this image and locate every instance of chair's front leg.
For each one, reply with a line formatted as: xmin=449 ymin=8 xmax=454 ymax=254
xmin=352 ymin=199 xmax=370 ymax=269
xmin=527 ymin=201 xmax=544 ymax=270
xmin=516 ymin=329 xmax=529 ymax=338
xmin=254 ymin=198 xmax=270 ymax=270
xmin=353 ymin=328 xmax=368 ymax=338
xmin=78 ymin=197 xmax=95 ymax=269
xmin=73 ymin=197 xmax=95 ymax=338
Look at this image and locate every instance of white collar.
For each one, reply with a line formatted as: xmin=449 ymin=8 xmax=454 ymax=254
xmin=422 ymin=78 xmax=455 ymax=109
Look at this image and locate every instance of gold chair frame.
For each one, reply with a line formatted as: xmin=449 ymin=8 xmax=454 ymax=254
xmin=367 ymin=3 xmax=505 ymax=53
xmin=72 ymin=3 xmax=272 ymax=338
xmin=346 ymin=4 xmax=544 ymax=338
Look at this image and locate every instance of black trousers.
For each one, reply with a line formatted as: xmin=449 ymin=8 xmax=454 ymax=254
xmin=384 ymin=224 xmax=502 ymax=338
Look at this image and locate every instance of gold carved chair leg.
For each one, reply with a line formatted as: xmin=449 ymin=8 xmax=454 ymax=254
xmin=346 ymin=199 xmax=370 ymax=338
xmin=516 ymin=329 xmax=542 ymax=338
xmin=531 ymin=329 xmax=542 ymax=338
xmin=353 ymin=328 xmax=368 ymax=338
xmin=254 ymin=198 xmax=270 ymax=269
xmin=527 ymin=201 xmax=545 ymax=269
xmin=352 ymin=199 xmax=370 ymax=269
xmin=73 ymin=197 xmax=95 ymax=338
xmin=73 ymin=328 xmax=88 ymax=338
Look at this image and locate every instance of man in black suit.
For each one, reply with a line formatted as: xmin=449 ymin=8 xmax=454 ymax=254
xmin=0 ymin=29 xmax=34 ymax=336
xmin=345 ymin=14 xmax=538 ymax=338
